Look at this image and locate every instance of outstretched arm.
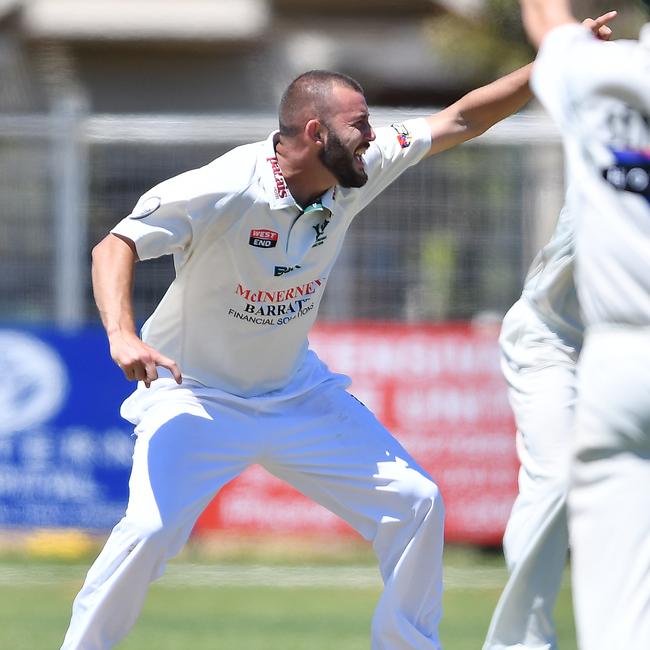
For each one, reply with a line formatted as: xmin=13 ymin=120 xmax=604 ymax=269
xmin=92 ymin=233 xmax=182 ymax=387
xmin=423 ymin=9 xmax=617 ymax=157
xmin=424 ymin=63 xmax=533 ymax=157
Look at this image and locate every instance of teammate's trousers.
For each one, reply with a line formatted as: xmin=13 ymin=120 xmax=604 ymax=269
xmin=60 ymin=375 xmax=445 ymax=650
xmin=569 ymin=326 xmax=650 ymax=650
xmin=484 ymin=299 xmax=580 ymax=650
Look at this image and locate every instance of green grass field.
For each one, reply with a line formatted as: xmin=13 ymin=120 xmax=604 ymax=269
xmin=0 ymin=540 xmax=576 ymax=649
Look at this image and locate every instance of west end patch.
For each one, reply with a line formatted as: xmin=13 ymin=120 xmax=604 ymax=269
xmin=249 ymin=229 xmax=279 ymax=248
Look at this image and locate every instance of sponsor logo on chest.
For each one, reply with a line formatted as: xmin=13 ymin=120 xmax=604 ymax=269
xmin=249 ymin=229 xmax=279 ymax=248
xmin=603 ymin=149 xmax=650 ymax=203
xmin=227 ymin=279 xmax=325 ymax=327
xmin=274 ymin=264 xmax=302 ymax=276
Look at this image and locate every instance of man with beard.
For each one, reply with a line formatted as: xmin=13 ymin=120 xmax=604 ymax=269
xmin=61 ymin=68 xmax=532 ymax=650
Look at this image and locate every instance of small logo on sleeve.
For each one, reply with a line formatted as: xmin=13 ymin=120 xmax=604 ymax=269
xmin=249 ymin=229 xmax=279 ymax=248
xmin=391 ymin=123 xmax=412 ymax=149
xmin=129 ymin=196 xmax=161 ymax=219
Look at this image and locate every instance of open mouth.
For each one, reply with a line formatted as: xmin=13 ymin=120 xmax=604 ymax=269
xmin=354 ymin=145 xmax=368 ymax=166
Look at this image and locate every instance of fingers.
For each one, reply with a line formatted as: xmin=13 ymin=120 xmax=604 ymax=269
xmin=117 ymin=360 xmax=150 ymax=385
xmin=115 ymin=350 xmax=182 ymax=387
xmin=120 ymin=364 xmax=137 ymax=382
xmin=596 ymin=24 xmax=613 ymax=41
xmin=583 ymin=11 xmax=617 ymax=41
xmin=593 ymin=10 xmax=618 ymax=28
xmin=155 ymin=353 xmax=183 ymax=385
xmin=143 ymin=360 xmax=159 ymax=389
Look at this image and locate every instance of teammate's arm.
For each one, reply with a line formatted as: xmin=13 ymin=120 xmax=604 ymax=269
xmin=423 ymin=9 xmax=617 ymax=157
xmin=424 ymin=63 xmax=533 ymax=157
xmin=520 ymin=1 xmax=617 ymax=49
xmin=519 ymin=0 xmax=576 ymax=48
xmin=92 ymin=233 xmax=182 ymax=387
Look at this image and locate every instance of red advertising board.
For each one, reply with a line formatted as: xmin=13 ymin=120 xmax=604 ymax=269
xmin=194 ymin=322 xmax=518 ymax=545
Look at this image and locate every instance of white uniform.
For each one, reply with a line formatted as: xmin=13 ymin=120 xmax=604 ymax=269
xmin=533 ymin=23 xmax=650 ymax=650
xmin=483 ymin=203 xmax=582 ymax=650
xmin=61 ymin=119 xmax=447 ymax=650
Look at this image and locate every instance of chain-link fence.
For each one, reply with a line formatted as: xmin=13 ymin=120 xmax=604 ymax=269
xmin=0 ymin=106 xmax=564 ymax=327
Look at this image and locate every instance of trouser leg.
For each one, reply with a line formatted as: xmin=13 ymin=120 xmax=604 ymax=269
xmin=263 ymin=384 xmax=444 ymax=650
xmin=485 ymin=303 xmax=577 ymax=650
xmin=61 ymin=401 xmax=252 ymax=650
xmin=570 ymin=331 xmax=650 ymax=650
xmin=485 ymin=366 xmax=574 ymax=650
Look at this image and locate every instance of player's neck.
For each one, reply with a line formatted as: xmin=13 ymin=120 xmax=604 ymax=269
xmin=275 ymin=138 xmax=335 ymax=208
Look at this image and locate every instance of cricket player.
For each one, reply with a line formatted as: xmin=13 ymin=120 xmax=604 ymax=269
xmin=61 ymin=66 xmax=534 ymax=649
xmin=483 ymin=202 xmax=583 ymax=650
xmin=519 ymin=1 xmax=650 ymax=649
xmin=484 ymin=12 xmax=616 ymax=650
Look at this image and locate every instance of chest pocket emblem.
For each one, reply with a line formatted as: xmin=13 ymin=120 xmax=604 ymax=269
xmin=302 ymin=201 xmax=332 ymax=248
xmin=312 ymin=219 xmax=330 ymax=247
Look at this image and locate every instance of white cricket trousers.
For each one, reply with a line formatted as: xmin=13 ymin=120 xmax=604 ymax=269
xmin=60 ymin=376 xmax=444 ymax=650
xmin=484 ymin=299 xmax=580 ymax=650
xmin=569 ymin=326 xmax=650 ymax=650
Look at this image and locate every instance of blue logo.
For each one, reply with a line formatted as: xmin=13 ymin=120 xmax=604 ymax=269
xmin=603 ymin=149 xmax=650 ymax=203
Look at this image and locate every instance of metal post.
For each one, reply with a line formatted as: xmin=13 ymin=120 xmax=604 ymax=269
xmin=52 ymin=93 xmax=89 ymax=329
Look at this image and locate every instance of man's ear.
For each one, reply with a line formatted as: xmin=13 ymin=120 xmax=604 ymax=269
xmin=305 ymin=119 xmax=324 ymax=145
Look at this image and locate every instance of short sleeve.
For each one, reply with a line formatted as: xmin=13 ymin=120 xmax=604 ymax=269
xmin=110 ymin=152 xmax=244 ymax=262
xmin=351 ymin=117 xmax=432 ymax=211
xmin=111 ymin=172 xmax=194 ymax=261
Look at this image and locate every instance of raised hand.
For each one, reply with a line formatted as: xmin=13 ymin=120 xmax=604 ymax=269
xmin=583 ymin=10 xmax=617 ymax=41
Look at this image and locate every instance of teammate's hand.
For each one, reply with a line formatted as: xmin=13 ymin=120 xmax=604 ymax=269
xmin=108 ymin=330 xmax=182 ymax=388
xmin=582 ymin=10 xmax=617 ymax=41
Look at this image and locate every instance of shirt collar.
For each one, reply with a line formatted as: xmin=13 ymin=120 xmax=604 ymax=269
xmin=259 ymin=131 xmax=337 ymax=214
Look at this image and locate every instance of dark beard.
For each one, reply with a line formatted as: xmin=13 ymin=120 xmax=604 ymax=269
xmin=319 ymin=127 xmax=368 ymax=188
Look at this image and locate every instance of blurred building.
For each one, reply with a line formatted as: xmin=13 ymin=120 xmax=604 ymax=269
xmin=0 ymin=0 xmax=491 ymax=114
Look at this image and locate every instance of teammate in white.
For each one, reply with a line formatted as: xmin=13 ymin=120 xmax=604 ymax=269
xmin=486 ymin=182 xmax=603 ymax=650
xmin=520 ymin=1 xmax=650 ymax=649
xmin=60 ymin=68 xmax=534 ymax=650
xmin=484 ymin=14 xmax=616 ymax=650
xmin=482 ymin=203 xmax=583 ymax=650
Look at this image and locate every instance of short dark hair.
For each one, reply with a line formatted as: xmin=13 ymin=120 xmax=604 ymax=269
xmin=278 ymin=70 xmax=364 ymax=136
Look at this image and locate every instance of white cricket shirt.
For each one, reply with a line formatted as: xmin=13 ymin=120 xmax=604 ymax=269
xmin=532 ymin=24 xmax=650 ymax=329
xmin=111 ymin=119 xmax=431 ymax=396
xmin=521 ymin=199 xmax=582 ymax=344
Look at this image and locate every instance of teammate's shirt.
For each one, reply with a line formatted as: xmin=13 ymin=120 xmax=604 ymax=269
xmin=521 ymin=199 xmax=582 ymax=345
xmin=532 ymin=24 xmax=650 ymax=329
xmin=111 ymin=119 xmax=431 ymax=396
